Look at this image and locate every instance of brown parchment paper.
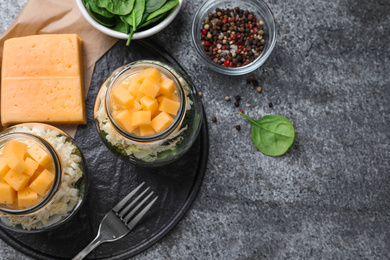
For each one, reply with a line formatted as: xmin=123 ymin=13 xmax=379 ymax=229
xmin=0 ymin=0 xmax=118 ymax=137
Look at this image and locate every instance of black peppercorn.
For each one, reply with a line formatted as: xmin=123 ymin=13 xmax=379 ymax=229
xmin=212 ymin=117 xmax=217 ymax=122
xmin=235 ymin=125 xmax=241 ymax=131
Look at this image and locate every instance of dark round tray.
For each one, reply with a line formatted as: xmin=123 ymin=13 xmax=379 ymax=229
xmin=0 ymin=40 xmax=209 ymax=260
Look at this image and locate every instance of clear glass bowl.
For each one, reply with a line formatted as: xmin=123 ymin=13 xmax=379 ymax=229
xmin=191 ymin=0 xmax=277 ymax=75
xmin=0 ymin=123 xmax=88 ymax=233
xmin=94 ymin=60 xmax=203 ymax=167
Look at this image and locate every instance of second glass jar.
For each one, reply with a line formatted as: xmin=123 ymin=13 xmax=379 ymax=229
xmin=94 ymin=60 xmax=203 ymax=167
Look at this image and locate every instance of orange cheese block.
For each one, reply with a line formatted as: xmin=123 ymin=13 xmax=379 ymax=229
xmin=158 ymin=96 xmax=181 ymax=116
xmin=29 ymin=169 xmax=54 ymax=196
xmin=24 ymin=157 xmax=40 ymax=177
xmin=1 ymin=34 xmax=86 ymax=126
xmin=112 ymin=85 xmax=135 ymax=109
xmin=17 ymin=187 xmax=38 ymax=208
xmin=3 ymin=169 xmax=30 ymax=191
xmin=5 ymin=153 xmax=27 ymax=173
xmin=0 ymin=182 xmax=16 ymax=204
xmin=140 ymin=125 xmax=156 ymax=136
xmin=132 ymin=111 xmax=151 ymax=127
xmin=140 ymin=96 xmax=159 ymax=118
xmin=139 ymin=77 xmax=161 ymax=98
xmin=158 ymin=78 xmax=176 ymax=96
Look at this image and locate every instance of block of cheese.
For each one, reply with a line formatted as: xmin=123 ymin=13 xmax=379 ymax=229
xmin=17 ymin=187 xmax=38 ymax=208
xmin=1 ymin=34 xmax=86 ymax=126
xmin=3 ymin=141 xmax=27 ymax=160
xmin=3 ymin=169 xmax=30 ymax=191
xmin=0 ymin=158 xmax=10 ymax=181
xmin=27 ymin=143 xmax=53 ymax=168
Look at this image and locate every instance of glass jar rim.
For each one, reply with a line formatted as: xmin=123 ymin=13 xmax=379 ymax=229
xmin=0 ymin=132 xmax=63 ymax=216
xmin=104 ymin=60 xmax=187 ymax=143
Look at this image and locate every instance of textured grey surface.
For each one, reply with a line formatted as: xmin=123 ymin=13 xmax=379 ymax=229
xmin=1 ymin=0 xmax=390 ymax=259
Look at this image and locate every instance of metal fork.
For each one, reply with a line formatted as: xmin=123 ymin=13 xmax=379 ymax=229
xmin=72 ymin=182 xmax=158 ymax=260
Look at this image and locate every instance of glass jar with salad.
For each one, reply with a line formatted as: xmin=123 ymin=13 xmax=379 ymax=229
xmin=0 ymin=123 xmax=88 ymax=233
xmin=94 ymin=60 xmax=203 ymax=167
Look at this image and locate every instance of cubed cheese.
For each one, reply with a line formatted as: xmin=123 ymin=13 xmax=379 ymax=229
xmin=2 ymin=141 xmax=27 ymax=160
xmin=3 ymin=169 xmax=30 ymax=191
xmin=128 ymin=82 xmax=141 ymax=97
xmin=112 ymin=85 xmax=135 ymax=109
xmin=139 ymin=77 xmax=160 ymax=98
xmin=0 ymin=158 xmax=10 ymax=181
xmin=139 ymin=68 xmax=162 ymax=82
xmin=158 ymin=96 xmax=180 ymax=116
xmin=29 ymin=169 xmax=54 ymax=196
xmin=140 ymin=96 xmax=159 ymax=118
xmin=24 ymin=157 xmax=40 ymax=177
xmin=131 ymin=111 xmax=151 ymax=127
xmin=17 ymin=187 xmax=38 ymax=208
xmin=128 ymin=100 xmax=142 ymax=112
xmin=1 ymin=34 xmax=86 ymax=126
xmin=0 ymin=182 xmax=16 ymax=204
xmin=113 ymin=110 xmax=136 ymax=133
xmin=151 ymin=112 xmax=174 ymax=133
xmin=27 ymin=144 xmax=52 ymax=168
xmin=5 ymin=153 xmax=27 ymax=173
xmin=158 ymin=78 xmax=176 ymax=96
xmin=140 ymin=125 xmax=156 ymax=136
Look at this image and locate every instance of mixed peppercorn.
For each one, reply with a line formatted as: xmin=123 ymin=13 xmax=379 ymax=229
xmin=200 ymin=7 xmax=266 ymax=68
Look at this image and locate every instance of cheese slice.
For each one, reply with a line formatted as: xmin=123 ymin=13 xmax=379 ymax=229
xmin=1 ymin=34 xmax=86 ymax=126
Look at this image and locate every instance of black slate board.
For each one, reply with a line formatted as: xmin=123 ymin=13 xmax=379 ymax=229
xmin=0 ymin=40 xmax=209 ymax=260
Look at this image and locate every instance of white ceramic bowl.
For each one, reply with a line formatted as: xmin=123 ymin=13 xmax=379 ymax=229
xmin=75 ymin=0 xmax=182 ymax=40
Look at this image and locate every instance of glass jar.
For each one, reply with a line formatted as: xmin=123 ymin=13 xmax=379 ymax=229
xmin=0 ymin=123 xmax=88 ymax=233
xmin=94 ymin=60 xmax=203 ymax=167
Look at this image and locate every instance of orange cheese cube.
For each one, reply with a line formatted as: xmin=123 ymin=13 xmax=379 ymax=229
xmin=132 ymin=127 xmax=141 ymax=136
xmin=140 ymin=96 xmax=159 ymax=117
xmin=119 ymin=77 xmax=131 ymax=89
xmin=3 ymin=169 xmax=30 ymax=191
xmin=112 ymin=85 xmax=135 ymax=109
xmin=17 ymin=187 xmax=38 ymax=208
xmin=158 ymin=78 xmax=176 ymax=96
xmin=136 ymin=91 xmax=147 ymax=102
xmin=27 ymin=144 xmax=52 ymax=168
xmin=131 ymin=111 xmax=151 ymax=127
xmin=151 ymin=112 xmax=174 ymax=133
xmin=140 ymin=68 xmax=162 ymax=82
xmin=130 ymin=72 xmax=146 ymax=85
xmin=158 ymin=96 xmax=180 ymax=116
xmin=113 ymin=110 xmax=136 ymax=133
xmin=28 ymin=166 xmax=44 ymax=185
xmin=140 ymin=125 xmax=156 ymax=136
xmin=29 ymin=169 xmax=54 ymax=196
xmin=0 ymin=182 xmax=16 ymax=204
xmin=2 ymin=141 xmax=27 ymax=160
xmin=128 ymin=82 xmax=141 ymax=97
xmin=5 ymin=153 xmax=27 ymax=173
xmin=139 ymin=77 xmax=160 ymax=98
xmin=24 ymin=157 xmax=40 ymax=177
xmin=1 ymin=34 xmax=86 ymax=126
xmin=0 ymin=158 xmax=10 ymax=181
xmin=128 ymin=100 xmax=142 ymax=112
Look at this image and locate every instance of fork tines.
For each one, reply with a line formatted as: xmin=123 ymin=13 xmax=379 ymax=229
xmin=112 ymin=182 xmax=158 ymax=229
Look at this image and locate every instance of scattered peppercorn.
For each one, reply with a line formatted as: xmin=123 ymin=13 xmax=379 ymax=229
xmin=256 ymin=86 xmax=262 ymax=93
xmin=200 ymin=7 xmax=266 ymax=68
xmin=212 ymin=116 xmax=217 ymax=122
xmin=268 ymin=102 xmax=273 ymax=108
xmin=235 ymin=125 xmax=241 ymax=131
xmin=234 ymin=101 xmax=240 ymax=107
xmin=247 ymin=76 xmax=255 ymax=84
xmin=235 ymin=95 xmax=241 ymax=101
xmin=225 ymin=96 xmax=230 ymax=101
xmin=198 ymin=91 xmax=203 ymax=98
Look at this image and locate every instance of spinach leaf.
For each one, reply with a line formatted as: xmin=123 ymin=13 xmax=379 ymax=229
xmin=85 ymin=2 xmax=116 ymax=27
xmin=96 ymin=0 xmax=135 ymax=15
xmin=113 ymin=16 xmax=130 ymax=33
xmin=126 ymin=26 xmax=135 ymax=46
xmin=239 ymin=112 xmax=295 ymax=156
xmin=138 ymin=12 xmax=166 ymax=29
xmin=123 ymin=0 xmax=146 ymax=31
xmin=146 ymin=0 xmax=178 ymax=21
xmin=145 ymin=0 xmax=166 ymax=13
xmin=87 ymin=0 xmax=115 ymax=18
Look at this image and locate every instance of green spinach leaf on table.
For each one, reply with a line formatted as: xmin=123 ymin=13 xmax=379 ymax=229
xmin=145 ymin=0 xmax=167 ymax=13
xmin=239 ymin=112 xmax=296 ymax=156
xmin=146 ymin=0 xmax=178 ymax=21
xmin=96 ymin=0 xmax=135 ymax=15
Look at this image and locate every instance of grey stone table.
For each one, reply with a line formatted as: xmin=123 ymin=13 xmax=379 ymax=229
xmin=1 ymin=0 xmax=389 ymax=259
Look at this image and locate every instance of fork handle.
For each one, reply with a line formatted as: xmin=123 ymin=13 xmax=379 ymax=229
xmin=72 ymin=235 xmax=104 ymax=260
